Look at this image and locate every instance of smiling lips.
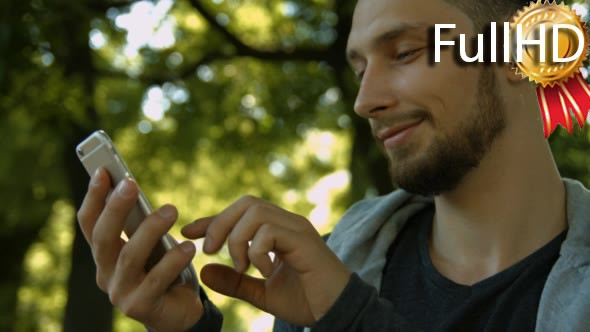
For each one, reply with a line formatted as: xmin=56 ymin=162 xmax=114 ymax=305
xmin=376 ymin=119 xmax=424 ymax=148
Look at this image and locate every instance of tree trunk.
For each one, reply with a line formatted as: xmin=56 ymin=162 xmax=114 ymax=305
xmin=0 ymin=227 xmax=40 ymax=331
xmin=63 ymin=127 xmax=113 ymax=332
xmin=0 ymin=0 xmax=55 ymax=330
xmin=58 ymin=2 xmax=113 ymax=330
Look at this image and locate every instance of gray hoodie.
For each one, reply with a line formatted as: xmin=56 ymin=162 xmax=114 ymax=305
xmin=306 ymin=178 xmax=590 ymax=331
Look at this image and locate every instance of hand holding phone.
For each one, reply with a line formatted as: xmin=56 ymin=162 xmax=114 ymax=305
xmin=75 ymin=130 xmax=205 ymax=330
xmin=76 ymin=130 xmax=198 ymax=290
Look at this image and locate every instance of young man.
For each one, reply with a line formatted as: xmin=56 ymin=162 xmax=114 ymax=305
xmin=76 ymin=0 xmax=590 ymax=331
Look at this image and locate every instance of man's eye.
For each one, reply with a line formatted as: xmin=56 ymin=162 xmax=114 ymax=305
xmin=396 ymin=48 xmax=422 ymax=61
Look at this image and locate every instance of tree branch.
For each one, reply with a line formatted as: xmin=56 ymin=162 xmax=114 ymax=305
xmin=187 ymin=0 xmax=329 ymax=62
xmin=98 ymin=0 xmax=350 ymax=83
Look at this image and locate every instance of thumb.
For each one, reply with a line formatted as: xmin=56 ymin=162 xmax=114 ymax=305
xmin=201 ymin=263 xmax=267 ymax=310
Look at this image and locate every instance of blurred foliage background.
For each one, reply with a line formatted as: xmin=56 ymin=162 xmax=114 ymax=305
xmin=1 ymin=0 xmax=589 ymax=331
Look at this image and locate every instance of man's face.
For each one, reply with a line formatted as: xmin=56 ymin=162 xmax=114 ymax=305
xmin=346 ymin=0 xmax=506 ymax=195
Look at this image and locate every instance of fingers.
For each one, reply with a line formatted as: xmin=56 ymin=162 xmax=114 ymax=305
xmin=184 ymin=195 xmax=312 ymax=275
xmin=92 ymin=178 xmax=139 ymax=279
xmin=194 ymin=195 xmax=299 ymax=249
xmin=247 ymin=223 xmax=310 ymax=278
xmin=226 ymin=205 xmax=271 ymax=273
xmin=200 ymin=263 xmax=268 ymax=311
xmin=181 ymin=216 xmax=213 ymax=239
xmin=197 ymin=196 xmax=301 ymax=253
xmin=136 ymin=241 xmax=196 ymax=304
xmin=77 ymin=168 xmax=204 ymax=332
xmin=248 ymin=224 xmax=280 ymax=278
xmin=182 ymin=214 xmax=253 ymax=272
xmin=77 ymin=168 xmax=111 ymax=244
xmin=226 ymin=205 xmax=299 ymax=273
xmin=110 ymin=204 xmax=179 ymax=290
xmin=181 ymin=196 xmax=261 ymax=254
xmin=200 ymin=195 xmax=259 ymax=253
xmin=108 ymin=241 xmax=198 ymax=326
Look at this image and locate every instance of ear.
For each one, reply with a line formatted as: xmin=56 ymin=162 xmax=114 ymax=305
xmin=504 ymin=62 xmax=525 ymax=83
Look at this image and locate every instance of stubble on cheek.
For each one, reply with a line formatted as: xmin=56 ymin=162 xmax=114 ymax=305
xmin=380 ymin=117 xmax=432 ymax=164
xmin=385 ymin=139 xmax=419 ymax=164
xmin=383 ymin=67 xmax=506 ymax=196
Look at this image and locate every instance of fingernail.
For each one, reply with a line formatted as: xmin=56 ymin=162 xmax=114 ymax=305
xmin=180 ymin=241 xmax=195 ymax=254
xmin=157 ymin=205 xmax=176 ymax=221
xmin=233 ymin=259 xmax=242 ymax=273
xmin=116 ymin=179 xmax=135 ymax=198
xmin=90 ymin=169 xmax=102 ymax=186
xmin=203 ymin=238 xmax=211 ymax=252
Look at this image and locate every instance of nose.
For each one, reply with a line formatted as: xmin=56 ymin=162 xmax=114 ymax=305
xmin=353 ymin=62 xmax=398 ymax=119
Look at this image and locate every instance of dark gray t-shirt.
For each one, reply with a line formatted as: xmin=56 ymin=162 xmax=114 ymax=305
xmin=379 ymin=205 xmax=567 ymax=331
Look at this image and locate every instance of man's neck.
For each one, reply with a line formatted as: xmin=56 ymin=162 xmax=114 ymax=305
xmin=429 ymin=129 xmax=567 ymax=286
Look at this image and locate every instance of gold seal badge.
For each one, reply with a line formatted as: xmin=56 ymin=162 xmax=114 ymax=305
xmin=511 ymin=1 xmax=590 ymax=87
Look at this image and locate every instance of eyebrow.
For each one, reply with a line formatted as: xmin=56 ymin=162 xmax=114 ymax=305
xmin=346 ymin=22 xmax=430 ymax=64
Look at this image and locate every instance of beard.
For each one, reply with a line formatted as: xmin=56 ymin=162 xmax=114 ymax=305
xmin=381 ymin=67 xmax=506 ymax=196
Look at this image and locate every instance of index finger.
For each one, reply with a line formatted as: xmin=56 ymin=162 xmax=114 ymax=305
xmin=199 ymin=195 xmax=263 ymax=253
xmin=76 ymin=168 xmax=111 ymax=244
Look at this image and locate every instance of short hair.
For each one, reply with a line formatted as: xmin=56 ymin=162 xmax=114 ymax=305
xmin=445 ymin=0 xmax=558 ymax=30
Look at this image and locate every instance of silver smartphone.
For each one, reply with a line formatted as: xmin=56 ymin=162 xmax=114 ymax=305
xmin=76 ymin=130 xmax=198 ymax=292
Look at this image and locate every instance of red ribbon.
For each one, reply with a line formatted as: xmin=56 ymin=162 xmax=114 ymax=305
xmin=536 ymin=71 xmax=590 ymax=138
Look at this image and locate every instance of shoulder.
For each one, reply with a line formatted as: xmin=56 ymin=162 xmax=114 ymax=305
xmin=560 ymin=178 xmax=590 ymax=265
xmin=334 ymin=189 xmax=429 ymax=229
xmin=537 ymin=256 xmax=590 ymax=331
xmin=344 ymin=189 xmax=411 ymax=215
xmin=536 ymin=178 xmax=590 ymax=331
xmin=327 ymin=189 xmax=432 ymax=244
